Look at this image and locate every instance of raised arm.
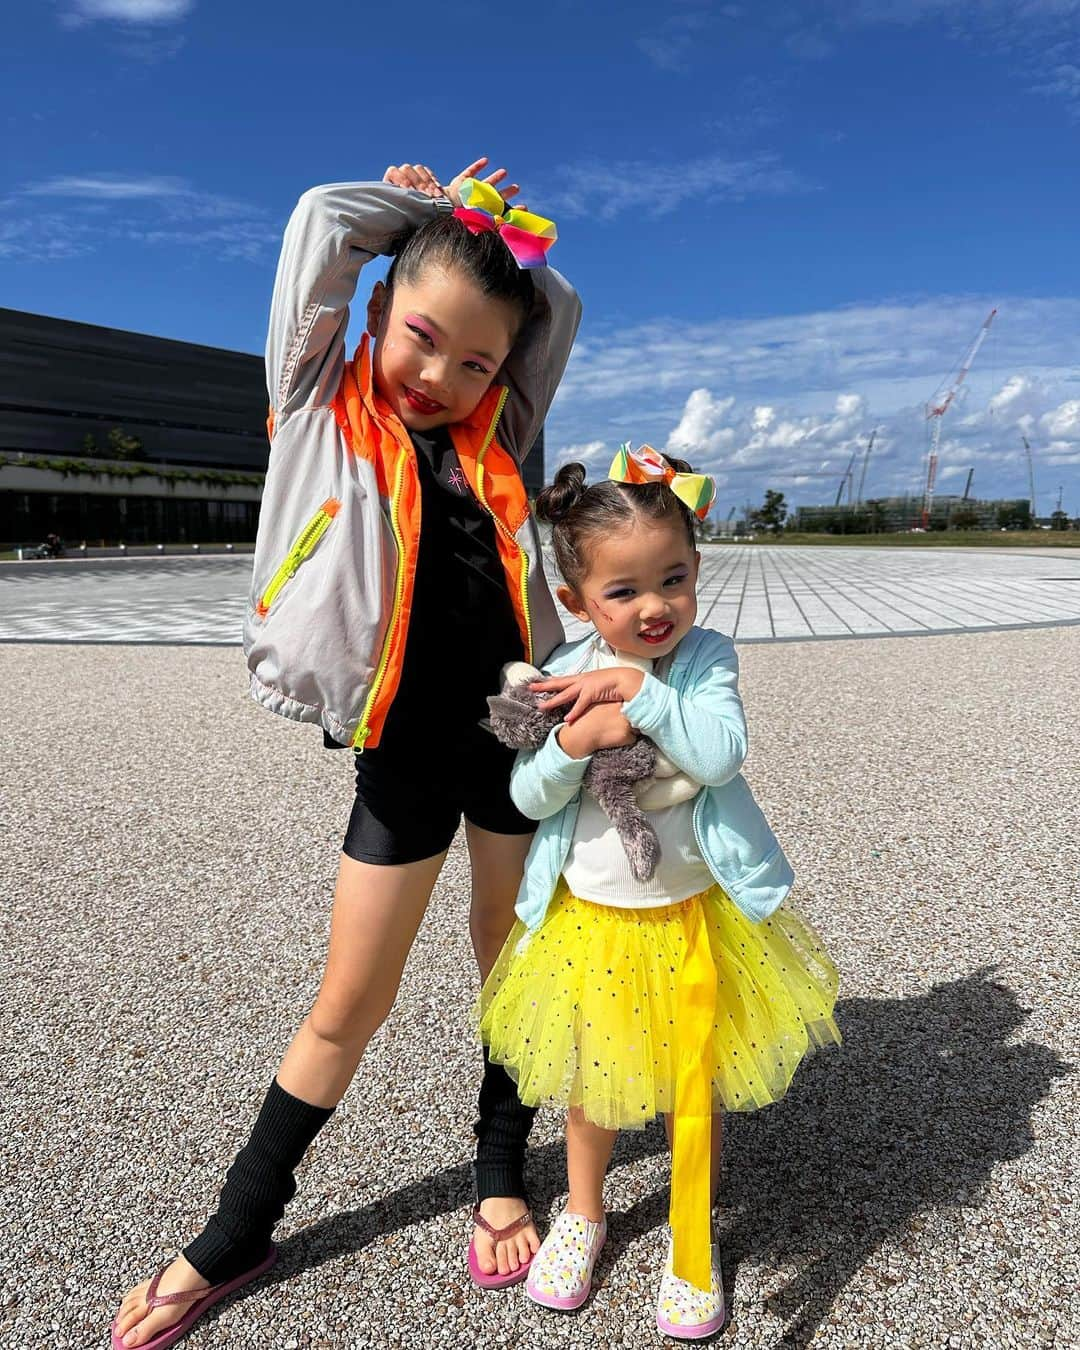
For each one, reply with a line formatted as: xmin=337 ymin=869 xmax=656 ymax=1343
xmin=496 ymin=264 xmax=582 ymax=464
xmin=266 ymin=180 xmax=448 ymax=424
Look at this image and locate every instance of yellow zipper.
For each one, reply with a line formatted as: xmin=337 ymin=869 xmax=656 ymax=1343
xmin=256 ymin=498 xmax=340 ymax=618
xmin=473 ymin=388 xmax=534 ymax=663
xmin=352 ymin=449 xmax=408 ymax=751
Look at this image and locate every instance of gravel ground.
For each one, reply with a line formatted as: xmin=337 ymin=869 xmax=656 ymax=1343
xmin=1 ymin=630 xmax=1077 ymax=1349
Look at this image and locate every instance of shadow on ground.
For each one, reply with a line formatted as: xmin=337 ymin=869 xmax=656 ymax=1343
xmin=202 ymin=969 xmax=1070 ymax=1347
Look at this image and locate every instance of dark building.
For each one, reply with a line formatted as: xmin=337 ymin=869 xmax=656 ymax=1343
xmin=0 ymin=308 xmax=546 ymax=549
xmin=0 ymin=306 xmax=268 ymax=469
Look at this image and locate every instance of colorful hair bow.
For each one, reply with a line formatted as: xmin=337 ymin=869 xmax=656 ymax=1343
xmin=608 ymin=442 xmax=717 ymax=521
xmin=452 ymin=177 xmax=557 ymax=269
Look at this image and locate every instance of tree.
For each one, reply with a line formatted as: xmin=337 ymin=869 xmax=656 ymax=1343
xmin=106 ymin=427 xmax=145 ymax=461
xmin=996 ymin=502 xmax=1032 ymax=531
xmin=865 ymin=499 xmax=887 ymax=534
xmin=1051 ymin=509 xmax=1070 ymax=531
xmin=952 ymin=506 xmax=980 ymax=530
xmin=749 ymin=488 xmax=787 ymax=535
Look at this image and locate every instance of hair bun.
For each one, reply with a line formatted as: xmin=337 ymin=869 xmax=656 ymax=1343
xmin=661 ymin=452 xmax=693 ymax=475
xmin=535 ymin=462 xmax=588 ymax=524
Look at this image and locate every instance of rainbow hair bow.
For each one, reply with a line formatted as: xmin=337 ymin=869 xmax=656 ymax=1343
xmin=452 ymin=177 xmax=557 ymax=269
xmin=608 ymin=442 xmax=717 ymax=521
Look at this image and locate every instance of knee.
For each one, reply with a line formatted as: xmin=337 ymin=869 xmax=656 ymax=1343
xmin=307 ymin=984 xmax=394 ymax=1050
xmin=470 ymin=905 xmax=514 ymax=964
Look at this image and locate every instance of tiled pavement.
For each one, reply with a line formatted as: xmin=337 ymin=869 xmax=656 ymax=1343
xmin=2 ymin=546 xmax=1080 ymax=646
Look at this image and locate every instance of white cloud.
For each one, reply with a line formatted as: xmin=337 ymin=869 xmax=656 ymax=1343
xmin=556 ymin=440 xmax=610 ymax=470
xmin=555 ymin=298 xmax=1080 ymax=414
xmin=751 ymin=406 xmax=775 ymax=432
xmin=636 ymin=35 xmax=692 ymax=72
xmin=544 ymin=296 xmax=1080 ymax=514
xmin=66 ymin=0 xmax=193 ymax=21
xmin=1035 ymin=61 xmax=1080 ymax=100
xmin=1041 ymin=400 xmax=1080 ymax=439
xmin=813 ymin=1 xmax=1080 ymax=115
xmin=0 ymin=215 xmax=98 ymax=261
xmin=23 ymin=174 xmax=189 ymax=200
xmin=668 ymin=389 xmax=737 ymax=456
xmin=989 ymin=373 xmax=1036 ymax=415
xmin=5 ymin=172 xmax=272 ymax=264
xmin=636 ymin=5 xmax=737 ymax=73
xmin=547 ymin=153 xmax=815 ymax=221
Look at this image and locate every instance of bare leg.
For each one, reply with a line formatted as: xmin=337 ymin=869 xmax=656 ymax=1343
xmin=113 ymin=850 xmax=446 ymax=1348
xmin=465 ymin=822 xmax=532 ymax=980
xmin=664 ymin=1111 xmax=725 ymax=1207
xmin=566 ymin=1107 xmax=618 ymax=1222
xmin=464 ymin=822 xmax=541 ymax=1277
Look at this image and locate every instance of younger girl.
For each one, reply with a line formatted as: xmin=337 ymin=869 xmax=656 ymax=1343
xmin=111 ymin=157 xmax=579 ymax=1348
xmin=478 ymin=448 xmax=840 ymax=1339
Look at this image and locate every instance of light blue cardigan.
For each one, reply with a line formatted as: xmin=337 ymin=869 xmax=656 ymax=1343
xmin=510 ymin=625 xmax=794 ymax=930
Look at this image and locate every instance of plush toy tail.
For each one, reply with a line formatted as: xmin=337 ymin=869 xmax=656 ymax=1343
xmin=587 ymin=746 xmax=662 ymax=883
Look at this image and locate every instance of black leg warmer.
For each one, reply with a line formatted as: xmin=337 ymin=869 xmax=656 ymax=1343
xmin=473 ymin=1046 xmax=537 ymax=1203
xmin=183 ymin=1080 xmax=334 ymax=1283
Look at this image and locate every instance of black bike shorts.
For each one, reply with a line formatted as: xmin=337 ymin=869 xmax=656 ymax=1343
xmin=342 ymin=722 xmax=535 ymax=865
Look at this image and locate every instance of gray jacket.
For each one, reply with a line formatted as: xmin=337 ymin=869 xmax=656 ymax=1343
xmin=242 ymin=182 xmax=581 ymax=746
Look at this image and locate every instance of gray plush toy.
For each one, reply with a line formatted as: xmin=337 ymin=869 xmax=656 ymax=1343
xmin=486 ymin=663 xmax=662 ymax=883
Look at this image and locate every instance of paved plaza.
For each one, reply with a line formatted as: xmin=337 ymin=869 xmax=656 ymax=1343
xmin=1 ymin=547 xmax=1077 ymax=1349
xmin=2 ymin=544 xmax=1080 ymax=645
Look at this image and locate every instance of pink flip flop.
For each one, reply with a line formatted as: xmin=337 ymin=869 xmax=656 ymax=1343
xmin=467 ymin=1207 xmax=536 ymax=1290
xmin=109 ymin=1246 xmax=277 ymax=1350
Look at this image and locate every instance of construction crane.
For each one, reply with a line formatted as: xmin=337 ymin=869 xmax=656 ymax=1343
xmin=834 ymin=447 xmax=861 ymax=507
xmin=923 ymin=308 xmax=997 ymax=528
xmin=962 ymin=468 xmax=974 ymax=501
xmin=1022 ymin=436 xmax=1036 ymax=519
xmin=856 ymin=427 xmax=877 ymax=506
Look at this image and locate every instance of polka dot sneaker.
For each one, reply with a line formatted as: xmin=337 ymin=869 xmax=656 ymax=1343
xmin=655 ymin=1229 xmax=726 ymax=1340
xmin=525 ymin=1211 xmax=607 ymax=1311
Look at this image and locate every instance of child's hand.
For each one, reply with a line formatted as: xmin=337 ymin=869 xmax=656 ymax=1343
xmin=557 ymin=702 xmax=638 ymax=758
xmin=446 ymin=156 xmax=521 ymax=209
xmin=532 ymin=668 xmax=646 ymax=724
xmin=382 ymin=163 xmax=443 ymax=197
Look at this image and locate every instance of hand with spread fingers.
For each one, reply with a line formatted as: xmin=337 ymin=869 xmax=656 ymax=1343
xmin=531 ymin=667 xmax=647 ymax=725
xmin=382 ymin=161 xmax=444 ymax=197
xmin=446 ymin=155 xmax=521 ymax=209
xmin=382 ymin=157 xmax=523 ymax=209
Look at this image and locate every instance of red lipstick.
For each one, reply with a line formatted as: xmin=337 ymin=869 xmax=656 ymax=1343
xmin=403 ymin=386 xmax=446 ymax=416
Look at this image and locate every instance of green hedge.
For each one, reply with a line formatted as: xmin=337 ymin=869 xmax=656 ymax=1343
xmin=0 ymin=453 xmax=264 ymax=490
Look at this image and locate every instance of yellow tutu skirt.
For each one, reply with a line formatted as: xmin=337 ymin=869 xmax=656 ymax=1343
xmin=477 ymin=879 xmax=841 ymax=1130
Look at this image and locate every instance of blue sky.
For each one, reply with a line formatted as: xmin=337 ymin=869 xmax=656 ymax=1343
xmin=4 ymin=0 xmax=1080 ymax=518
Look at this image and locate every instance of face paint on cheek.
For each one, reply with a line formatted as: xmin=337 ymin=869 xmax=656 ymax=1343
xmin=588 ymin=597 xmax=615 ymax=623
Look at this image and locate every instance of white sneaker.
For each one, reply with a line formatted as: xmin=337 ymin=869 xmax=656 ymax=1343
xmin=655 ymin=1229 xmax=725 ymax=1339
xmin=525 ymin=1211 xmax=607 ymax=1311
